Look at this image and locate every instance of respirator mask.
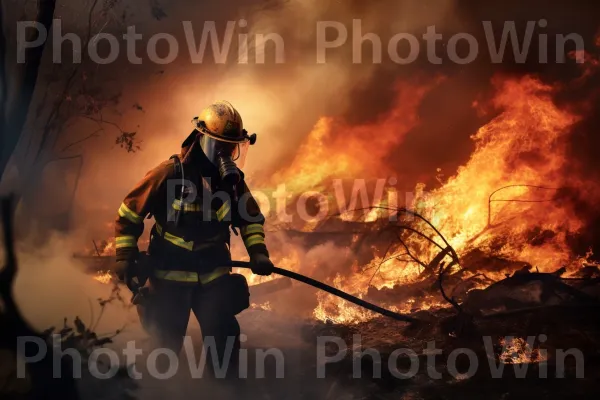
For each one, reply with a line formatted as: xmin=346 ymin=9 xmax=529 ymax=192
xmin=198 ymin=132 xmax=253 ymax=186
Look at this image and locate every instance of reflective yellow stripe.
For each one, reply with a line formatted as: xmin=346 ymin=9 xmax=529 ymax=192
xmin=115 ymin=236 xmax=137 ymax=248
xmin=216 ymin=202 xmax=230 ymax=221
xmin=155 ymin=270 xmax=198 ymax=282
xmin=244 ymin=234 xmax=265 ymax=248
xmin=154 ymin=267 xmax=229 ymax=284
xmin=172 ymin=199 xmax=201 ymax=212
xmin=118 ymin=203 xmax=143 ymax=224
xmin=172 ymin=199 xmax=183 ymax=210
xmin=241 ymin=224 xmax=264 ymax=236
xmin=155 ymin=223 xmax=194 ymax=251
xmin=173 ymin=200 xmax=226 ymax=218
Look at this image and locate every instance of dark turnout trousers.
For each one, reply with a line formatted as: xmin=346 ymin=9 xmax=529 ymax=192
xmin=136 ymin=273 xmax=250 ymax=379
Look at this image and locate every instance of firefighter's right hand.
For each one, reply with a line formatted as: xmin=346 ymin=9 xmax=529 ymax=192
xmin=115 ymin=260 xmax=140 ymax=293
xmin=250 ymin=253 xmax=274 ymax=276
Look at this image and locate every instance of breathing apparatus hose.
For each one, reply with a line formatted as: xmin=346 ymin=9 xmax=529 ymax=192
xmin=230 ymin=261 xmax=419 ymax=323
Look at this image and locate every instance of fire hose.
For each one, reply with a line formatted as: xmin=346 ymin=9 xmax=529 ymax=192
xmin=119 ymin=254 xmax=418 ymax=323
xmin=229 ymin=261 xmax=419 ymax=323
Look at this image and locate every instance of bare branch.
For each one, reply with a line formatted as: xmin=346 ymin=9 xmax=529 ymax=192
xmin=396 ymin=233 xmax=428 ymax=271
xmin=487 ymin=184 xmax=563 ymax=226
xmin=332 ymin=206 xmax=461 ymax=266
xmin=395 ymin=225 xmax=445 ymax=250
xmin=438 ymin=261 xmax=462 ymax=313
xmin=76 ymin=113 xmax=125 ymax=133
xmin=35 ymin=0 xmax=101 ymax=162
xmin=51 ymin=154 xmax=83 ymax=162
xmin=366 ymin=238 xmax=397 ymax=287
xmin=449 ymin=273 xmax=497 ymax=298
xmin=61 ymin=128 xmax=103 ymax=152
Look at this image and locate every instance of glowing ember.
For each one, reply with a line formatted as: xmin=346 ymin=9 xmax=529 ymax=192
xmin=313 ymin=292 xmax=374 ymax=325
xmin=312 ymin=272 xmax=379 ymax=324
xmin=251 ymin=301 xmax=272 ymax=311
xmin=101 ymin=240 xmax=115 ymax=256
xmin=498 ymin=337 xmax=546 ymax=364
xmin=93 ymin=271 xmax=113 ymax=285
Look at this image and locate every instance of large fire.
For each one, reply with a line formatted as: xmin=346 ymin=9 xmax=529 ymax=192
xmin=422 ymin=76 xmax=582 ymax=267
xmin=90 ymin=74 xmax=596 ymax=325
xmin=261 ymin=74 xmax=594 ymax=323
xmin=270 ymin=78 xmax=442 ymax=195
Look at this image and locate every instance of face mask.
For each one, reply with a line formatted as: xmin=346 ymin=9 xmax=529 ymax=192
xmin=199 ymin=134 xmax=249 ymax=187
xmin=216 ymin=154 xmax=240 ymax=186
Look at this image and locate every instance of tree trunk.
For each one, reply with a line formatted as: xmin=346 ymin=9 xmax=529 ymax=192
xmin=0 ymin=0 xmax=57 ymax=181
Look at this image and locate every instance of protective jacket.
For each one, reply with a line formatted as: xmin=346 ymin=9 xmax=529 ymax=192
xmin=114 ymin=132 xmax=268 ymax=284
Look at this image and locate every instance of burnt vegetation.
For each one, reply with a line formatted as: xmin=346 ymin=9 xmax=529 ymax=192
xmin=295 ymin=206 xmax=600 ymax=398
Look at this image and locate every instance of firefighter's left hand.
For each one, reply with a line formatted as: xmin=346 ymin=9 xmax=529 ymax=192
xmin=115 ymin=260 xmax=141 ymax=293
xmin=250 ymin=253 xmax=274 ymax=276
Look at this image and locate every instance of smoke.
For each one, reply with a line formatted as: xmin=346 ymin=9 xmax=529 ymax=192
xmin=20 ymin=0 xmax=590 ymax=235
xmin=5 ymin=0 xmax=600 ymax=320
xmin=9 ymin=231 xmax=134 ymax=333
xmin=0 ymin=0 xmax=597 ymax=237
xmin=56 ymin=0 xmax=470 ymax=233
xmin=4 ymin=230 xmax=341 ymax=398
xmin=3 ymin=3 xmax=600 ymax=396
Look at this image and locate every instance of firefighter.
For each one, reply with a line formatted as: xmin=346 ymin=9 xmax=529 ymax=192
xmin=113 ymin=100 xmax=273 ymax=376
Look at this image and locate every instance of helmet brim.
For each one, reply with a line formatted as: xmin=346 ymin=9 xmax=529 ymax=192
xmin=199 ymin=128 xmax=249 ymax=144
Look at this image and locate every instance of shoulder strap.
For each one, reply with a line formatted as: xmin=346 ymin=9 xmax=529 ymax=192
xmin=169 ymin=154 xmax=184 ymax=227
xmin=170 ymin=154 xmax=182 ymax=180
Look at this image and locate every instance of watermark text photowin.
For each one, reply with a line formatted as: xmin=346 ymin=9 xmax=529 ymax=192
xmin=165 ymin=178 xmax=421 ymax=224
xmin=17 ymin=19 xmax=585 ymax=65
xmin=16 ymin=334 xmax=585 ymax=380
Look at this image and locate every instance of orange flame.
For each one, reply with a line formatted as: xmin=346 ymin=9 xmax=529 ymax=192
xmin=499 ymin=337 xmax=546 ymax=364
xmin=270 ymin=78 xmax=443 ymax=194
xmin=93 ymin=271 xmax=113 ymax=285
xmin=266 ymin=74 xmax=591 ymax=323
xmin=412 ymin=75 xmax=582 ymax=270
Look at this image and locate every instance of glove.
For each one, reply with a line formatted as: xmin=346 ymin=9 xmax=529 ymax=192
xmin=250 ymin=253 xmax=274 ymax=276
xmin=114 ymin=260 xmax=141 ymax=293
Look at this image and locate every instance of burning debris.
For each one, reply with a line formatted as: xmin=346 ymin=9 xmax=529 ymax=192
xmin=251 ymin=301 xmax=272 ymax=311
xmin=78 ymin=73 xmax=600 ymax=328
xmin=279 ymin=74 xmax=598 ymax=324
xmin=498 ymin=337 xmax=546 ymax=365
xmin=92 ymin=271 xmax=113 ymax=285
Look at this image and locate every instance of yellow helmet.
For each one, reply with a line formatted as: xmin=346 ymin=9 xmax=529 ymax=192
xmin=192 ymin=100 xmax=245 ymax=143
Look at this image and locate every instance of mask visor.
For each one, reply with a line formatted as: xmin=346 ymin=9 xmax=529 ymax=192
xmin=200 ymin=134 xmax=249 ymax=168
xmin=234 ymin=140 xmax=250 ymax=169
